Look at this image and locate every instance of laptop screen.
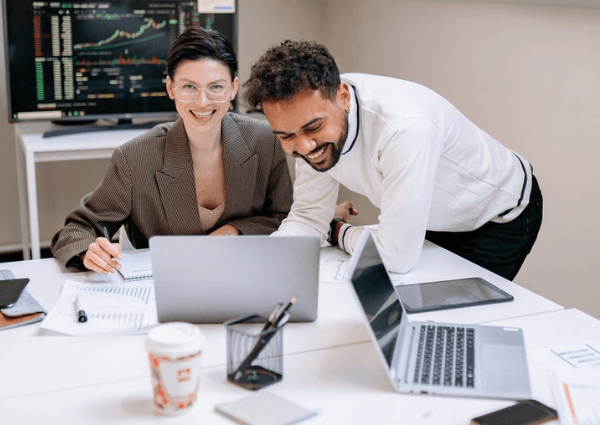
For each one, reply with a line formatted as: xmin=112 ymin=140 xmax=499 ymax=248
xmin=349 ymin=231 xmax=406 ymax=368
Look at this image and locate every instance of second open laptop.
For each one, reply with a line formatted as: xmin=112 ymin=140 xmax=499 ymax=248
xmin=149 ymin=235 xmax=320 ymax=323
xmin=345 ymin=230 xmax=532 ymax=399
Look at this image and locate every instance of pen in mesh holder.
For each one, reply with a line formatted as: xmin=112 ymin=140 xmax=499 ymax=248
xmin=225 ymin=314 xmax=285 ymax=390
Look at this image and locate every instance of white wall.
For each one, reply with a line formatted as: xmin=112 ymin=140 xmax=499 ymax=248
xmin=321 ymin=0 xmax=600 ymax=318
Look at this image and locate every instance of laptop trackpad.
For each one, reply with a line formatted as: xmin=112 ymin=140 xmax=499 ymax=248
xmin=482 ymin=345 xmax=528 ymax=392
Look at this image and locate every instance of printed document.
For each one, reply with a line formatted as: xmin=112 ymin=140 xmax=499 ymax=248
xmin=41 ymin=280 xmax=157 ymax=336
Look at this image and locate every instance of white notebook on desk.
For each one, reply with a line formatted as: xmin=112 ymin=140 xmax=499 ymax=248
xmin=118 ymin=249 xmax=153 ymax=281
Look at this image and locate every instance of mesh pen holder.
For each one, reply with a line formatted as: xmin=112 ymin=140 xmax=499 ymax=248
xmin=225 ymin=314 xmax=284 ymax=390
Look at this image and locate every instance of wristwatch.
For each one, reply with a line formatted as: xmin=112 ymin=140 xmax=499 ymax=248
xmin=327 ymin=218 xmax=347 ymax=246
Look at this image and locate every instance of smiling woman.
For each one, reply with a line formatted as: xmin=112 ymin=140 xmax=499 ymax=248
xmin=50 ymin=28 xmax=294 ymax=275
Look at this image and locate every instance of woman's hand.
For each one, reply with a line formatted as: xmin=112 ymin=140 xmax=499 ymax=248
xmin=334 ymin=201 xmax=359 ymax=221
xmin=82 ymin=237 xmax=122 ymax=274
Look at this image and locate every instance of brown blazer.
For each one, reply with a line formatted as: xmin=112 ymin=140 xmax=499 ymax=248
xmin=51 ymin=113 xmax=293 ymax=268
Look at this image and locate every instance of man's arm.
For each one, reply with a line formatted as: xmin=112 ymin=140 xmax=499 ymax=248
xmin=272 ymin=158 xmax=340 ymax=240
xmin=337 ymin=119 xmax=444 ymax=274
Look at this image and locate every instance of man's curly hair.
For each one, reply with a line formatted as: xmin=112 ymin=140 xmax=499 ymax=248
xmin=243 ymin=40 xmax=340 ymax=111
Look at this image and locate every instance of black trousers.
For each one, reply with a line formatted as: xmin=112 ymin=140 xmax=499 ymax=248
xmin=425 ymin=176 xmax=543 ymax=281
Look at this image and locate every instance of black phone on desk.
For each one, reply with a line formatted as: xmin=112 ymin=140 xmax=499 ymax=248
xmin=471 ymin=399 xmax=558 ymax=425
xmin=0 ymin=277 xmax=30 ymax=309
xmin=396 ymin=277 xmax=513 ymax=314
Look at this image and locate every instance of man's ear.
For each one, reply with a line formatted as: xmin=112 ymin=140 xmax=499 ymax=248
xmin=337 ymin=82 xmax=351 ymax=111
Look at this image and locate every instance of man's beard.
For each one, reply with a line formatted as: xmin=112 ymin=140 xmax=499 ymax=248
xmin=302 ymin=111 xmax=349 ymax=173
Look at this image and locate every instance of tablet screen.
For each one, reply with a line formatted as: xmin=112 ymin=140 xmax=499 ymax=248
xmin=396 ymin=277 xmax=513 ymax=314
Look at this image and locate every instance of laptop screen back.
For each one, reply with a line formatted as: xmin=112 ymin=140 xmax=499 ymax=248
xmin=349 ymin=231 xmax=407 ymax=368
xmin=150 ymin=235 xmax=320 ymax=323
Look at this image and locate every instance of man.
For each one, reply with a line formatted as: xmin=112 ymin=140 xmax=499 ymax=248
xmin=243 ymin=40 xmax=542 ymax=280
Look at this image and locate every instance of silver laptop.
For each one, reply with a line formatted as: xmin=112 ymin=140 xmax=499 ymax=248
xmin=345 ymin=230 xmax=531 ymax=399
xmin=149 ymin=235 xmax=320 ymax=323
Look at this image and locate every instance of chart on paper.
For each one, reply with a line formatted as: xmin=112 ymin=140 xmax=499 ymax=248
xmin=319 ymin=247 xmax=351 ymax=283
xmin=551 ymin=369 xmax=600 ymax=425
xmin=40 ymin=280 xmax=157 ymax=336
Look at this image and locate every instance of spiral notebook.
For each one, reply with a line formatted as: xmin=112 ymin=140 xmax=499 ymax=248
xmin=118 ymin=249 xmax=153 ymax=281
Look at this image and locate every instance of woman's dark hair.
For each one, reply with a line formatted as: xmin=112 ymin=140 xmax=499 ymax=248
xmin=166 ymin=27 xmax=238 ymax=80
xmin=243 ymin=40 xmax=340 ymax=111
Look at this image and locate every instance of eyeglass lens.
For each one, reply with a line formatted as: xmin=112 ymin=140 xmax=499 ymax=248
xmin=174 ymin=84 xmax=230 ymax=103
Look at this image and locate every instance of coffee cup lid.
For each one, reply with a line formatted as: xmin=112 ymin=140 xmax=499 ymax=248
xmin=146 ymin=322 xmax=205 ymax=356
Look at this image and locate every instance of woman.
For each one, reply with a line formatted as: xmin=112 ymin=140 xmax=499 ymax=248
xmin=51 ymin=28 xmax=293 ymax=274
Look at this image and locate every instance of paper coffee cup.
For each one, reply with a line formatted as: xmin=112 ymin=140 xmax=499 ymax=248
xmin=146 ymin=322 xmax=205 ymax=414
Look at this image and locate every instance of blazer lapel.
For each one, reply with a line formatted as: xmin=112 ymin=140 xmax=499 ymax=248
xmin=155 ymin=118 xmax=204 ymax=235
xmin=221 ymin=114 xmax=258 ymax=219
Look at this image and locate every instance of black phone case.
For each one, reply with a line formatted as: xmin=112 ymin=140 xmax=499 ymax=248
xmin=0 ymin=278 xmax=30 ymax=308
xmin=471 ymin=399 xmax=558 ymax=425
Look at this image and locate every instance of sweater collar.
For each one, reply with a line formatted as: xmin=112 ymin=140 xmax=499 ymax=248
xmin=341 ymin=83 xmax=360 ymax=155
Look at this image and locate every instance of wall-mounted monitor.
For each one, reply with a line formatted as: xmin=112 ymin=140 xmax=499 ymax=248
xmin=2 ymin=0 xmax=236 ymax=130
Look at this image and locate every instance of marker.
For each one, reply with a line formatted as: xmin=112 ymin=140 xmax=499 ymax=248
xmin=76 ymin=294 xmax=88 ymax=323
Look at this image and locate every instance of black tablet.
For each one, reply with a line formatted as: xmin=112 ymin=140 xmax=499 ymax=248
xmin=0 ymin=278 xmax=30 ymax=309
xmin=396 ymin=277 xmax=513 ymax=314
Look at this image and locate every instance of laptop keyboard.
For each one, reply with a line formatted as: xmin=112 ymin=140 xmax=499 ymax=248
xmin=413 ymin=325 xmax=475 ymax=388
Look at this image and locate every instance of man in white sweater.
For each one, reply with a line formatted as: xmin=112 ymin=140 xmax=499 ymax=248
xmin=243 ymin=40 xmax=542 ymax=280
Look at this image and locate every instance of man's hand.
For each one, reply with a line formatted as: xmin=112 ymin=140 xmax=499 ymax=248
xmin=82 ymin=237 xmax=122 ymax=274
xmin=334 ymin=201 xmax=359 ymax=221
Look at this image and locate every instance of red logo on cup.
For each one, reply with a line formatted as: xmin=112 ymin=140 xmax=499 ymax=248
xmin=177 ymin=368 xmax=191 ymax=382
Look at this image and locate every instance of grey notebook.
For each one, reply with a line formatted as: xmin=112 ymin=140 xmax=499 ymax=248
xmin=215 ymin=391 xmax=316 ymax=425
xmin=345 ymin=230 xmax=532 ymax=400
xmin=149 ymin=235 xmax=320 ymax=323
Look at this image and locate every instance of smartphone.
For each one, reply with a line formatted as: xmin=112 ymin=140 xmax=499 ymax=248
xmin=0 ymin=278 xmax=30 ymax=309
xmin=396 ymin=277 xmax=513 ymax=314
xmin=471 ymin=399 xmax=558 ymax=425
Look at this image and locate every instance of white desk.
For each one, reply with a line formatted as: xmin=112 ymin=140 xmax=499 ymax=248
xmin=14 ymin=123 xmax=149 ymax=260
xmin=0 ymin=244 xmax=577 ymax=424
xmin=3 ymin=309 xmax=599 ymax=424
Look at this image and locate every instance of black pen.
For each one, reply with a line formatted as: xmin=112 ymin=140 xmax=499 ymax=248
xmin=76 ymin=294 xmax=88 ymax=323
xmin=101 ymin=225 xmax=121 ymax=265
xmin=102 ymin=226 xmax=110 ymax=241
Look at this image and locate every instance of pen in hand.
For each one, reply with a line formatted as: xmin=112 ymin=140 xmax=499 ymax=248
xmin=101 ymin=224 xmax=122 ymax=264
xmin=76 ymin=294 xmax=88 ymax=323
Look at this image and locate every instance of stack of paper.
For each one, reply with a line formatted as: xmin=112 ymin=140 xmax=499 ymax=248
xmin=40 ymin=280 xmax=157 ymax=336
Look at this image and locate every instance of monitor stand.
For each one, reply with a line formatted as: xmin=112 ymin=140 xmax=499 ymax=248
xmin=43 ymin=118 xmax=164 ymax=138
